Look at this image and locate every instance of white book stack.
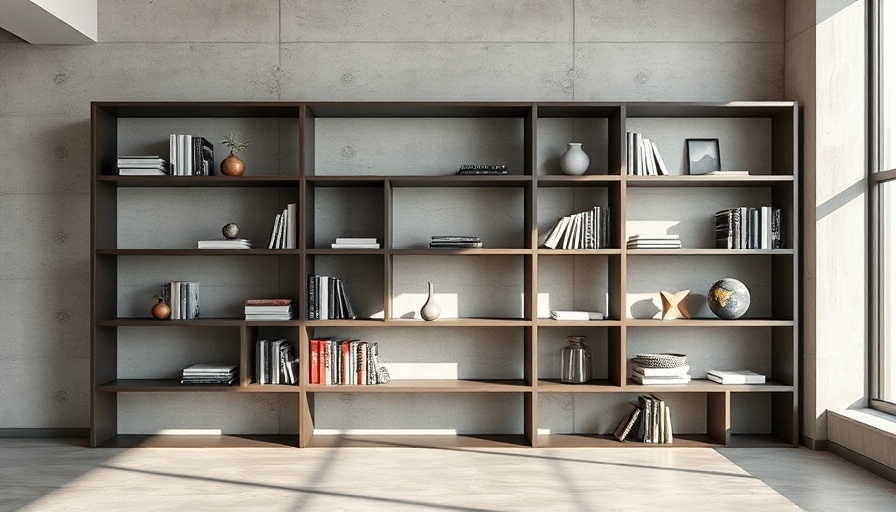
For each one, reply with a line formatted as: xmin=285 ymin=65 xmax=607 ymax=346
xmin=181 ymin=364 xmax=236 ymax=385
xmin=331 ymin=237 xmax=380 ymax=249
xmin=707 ymin=369 xmax=766 ymax=385
xmin=197 ymin=239 xmax=251 ymax=249
xmin=630 ymin=353 xmax=690 ymax=385
xmin=550 ymin=310 xmax=604 ymax=321
xmin=117 ymin=155 xmax=168 ymax=176
xmin=626 ymin=234 xmax=681 ymax=250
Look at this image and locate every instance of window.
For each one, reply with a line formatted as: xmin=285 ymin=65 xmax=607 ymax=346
xmin=873 ymin=0 xmax=896 ymax=413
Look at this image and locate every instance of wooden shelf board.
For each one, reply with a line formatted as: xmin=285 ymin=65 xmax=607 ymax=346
xmin=96 ymin=318 xmax=249 ymax=327
xmin=537 ymin=249 xmax=622 ymax=255
xmin=389 ymin=175 xmax=533 ymax=188
xmin=307 ymin=379 xmax=530 ymax=393
xmin=537 ymin=380 xmax=619 ymax=392
xmin=623 ymin=379 xmax=794 ymax=393
xmin=624 ymin=101 xmax=796 ymax=118
xmin=93 ymin=101 xmax=302 ymax=118
xmin=97 ymin=249 xmax=301 ymax=256
xmin=305 ymin=101 xmax=533 ymax=118
xmin=537 ymin=175 xmax=622 ymax=186
xmin=307 ymin=248 xmax=385 ymax=255
xmin=626 ymin=248 xmax=793 ymax=255
xmin=96 ymin=379 xmax=299 ymax=393
xmin=97 ymin=434 xmax=299 ymax=448
xmin=536 ymin=319 xmax=622 ymax=327
xmin=306 ymin=434 xmax=530 ymax=448
xmin=535 ymin=433 xmax=722 ymax=448
xmin=625 ymin=319 xmax=794 ymax=327
xmin=534 ymin=102 xmax=622 ymax=118
xmin=305 ymin=175 xmax=386 ymax=187
xmin=392 ymin=248 xmax=531 ymax=256
xmin=306 ymin=318 xmax=531 ymax=327
xmin=624 ymin=175 xmax=793 ymax=187
xmin=97 ymin=175 xmax=300 ymax=187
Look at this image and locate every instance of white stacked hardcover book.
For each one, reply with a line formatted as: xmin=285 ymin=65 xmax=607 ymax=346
xmin=626 ymin=234 xmax=681 ymax=249
xmin=332 ymin=237 xmax=380 ymax=249
xmin=197 ymin=239 xmax=251 ymax=249
xmin=707 ymin=369 xmax=766 ymax=384
xmin=550 ymin=310 xmax=604 ymax=321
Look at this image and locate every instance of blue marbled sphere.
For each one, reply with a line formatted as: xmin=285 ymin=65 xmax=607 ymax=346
xmin=707 ymin=278 xmax=751 ymax=319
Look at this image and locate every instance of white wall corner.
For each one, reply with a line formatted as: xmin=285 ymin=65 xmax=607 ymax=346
xmin=0 ymin=0 xmax=97 ymax=44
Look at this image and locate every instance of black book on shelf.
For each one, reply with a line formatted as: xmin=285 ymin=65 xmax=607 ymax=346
xmin=192 ymin=137 xmax=214 ymax=176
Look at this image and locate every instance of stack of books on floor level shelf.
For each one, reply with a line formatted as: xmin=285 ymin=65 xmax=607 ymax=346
xmin=117 ymin=155 xmax=169 ymax=176
xmin=626 ymin=132 xmax=669 ymax=176
xmin=542 ymin=207 xmax=610 ymax=250
xmin=268 ymin=203 xmax=297 ymax=249
xmin=626 ymin=234 xmax=681 ymax=249
xmin=630 ymin=353 xmax=691 ymax=385
xmin=429 ymin=236 xmax=482 ymax=249
xmin=160 ymin=281 xmax=199 ymax=320
xmin=307 ymin=276 xmax=357 ymax=320
xmin=255 ymin=339 xmax=298 ymax=385
xmin=310 ymin=338 xmax=390 ymax=385
xmin=180 ymin=364 xmax=236 ymax=385
xmin=244 ymin=299 xmax=293 ymax=321
xmin=715 ymin=207 xmax=783 ymax=249
xmin=169 ymin=134 xmax=214 ymax=176
xmin=707 ymin=369 xmax=766 ymax=385
xmin=197 ymin=238 xmax=251 ymax=249
xmin=331 ymin=237 xmax=380 ymax=249
xmin=614 ymin=394 xmax=673 ymax=443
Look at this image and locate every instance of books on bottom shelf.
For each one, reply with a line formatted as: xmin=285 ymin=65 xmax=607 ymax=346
xmin=160 ymin=281 xmax=200 ymax=320
xmin=197 ymin=239 xmax=252 ymax=249
xmin=267 ymin=203 xmax=297 ymax=249
xmin=550 ymin=310 xmax=604 ymax=321
xmin=542 ymin=206 xmax=610 ymax=250
xmin=613 ymin=394 xmax=673 ymax=443
xmin=181 ymin=363 xmax=236 ymax=385
xmin=626 ymin=234 xmax=681 ymax=250
xmin=309 ymin=338 xmax=390 ymax=385
xmin=707 ymin=369 xmax=766 ymax=385
xmin=307 ymin=275 xmax=357 ymax=320
xmin=255 ymin=339 xmax=298 ymax=385
xmin=331 ymin=237 xmax=380 ymax=249
xmin=430 ymin=235 xmax=482 ymax=249
xmin=245 ymin=299 xmax=294 ymax=321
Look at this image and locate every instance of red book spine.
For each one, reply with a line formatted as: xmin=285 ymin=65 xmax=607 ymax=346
xmin=310 ymin=340 xmax=320 ymax=385
xmin=357 ymin=341 xmax=366 ymax=385
xmin=341 ymin=342 xmax=349 ymax=385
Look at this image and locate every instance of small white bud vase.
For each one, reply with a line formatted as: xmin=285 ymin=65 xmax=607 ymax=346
xmin=420 ymin=281 xmax=441 ymax=321
xmin=560 ymin=142 xmax=590 ymax=176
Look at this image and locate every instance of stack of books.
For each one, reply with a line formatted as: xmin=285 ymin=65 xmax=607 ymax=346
xmin=331 ymin=237 xmax=380 ymax=249
xmin=160 ymin=281 xmax=199 ymax=320
xmin=307 ymin=276 xmax=357 ymax=320
xmin=244 ymin=299 xmax=293 ymax=321
xmin=180 ymin=364 xmax=236 ymax=385
xmin=169 ymin=134 xmax=214 ymax=176
xmin=707 ymin=369 xmax=766 ymax=384
xmin=310 ymin=338 xmax=389 ymax=385
xmin=613 ymin=394 xmax=673 ymax=443
xmin=197 ymin=238 xmax=251 ymax=249
xmin=630 ymin=353 xmax=691 ymax=385
xmin=255 ymin=339 xmax=298 ymax=385
xmin=267 ymin=203 xmax=297 ymax=249
xmin=542 ymin=206 xmax=610 ymax=250
xmin=550 ymin=310 xmax=604 ymax=321
xmin=626 ymin=234 xmax=681 ymax=249
xmin=429 ymin=236 xmax=482 ymax=249
xmin=117 ymin=156 xmax=168 ymax=176
xmin=456 ymin=164 xmax=508 ymax=175
xmin=715 ymin=207 xmax=782 ymax=249
xmin=626 ymin=132 xmax=669 ymax=176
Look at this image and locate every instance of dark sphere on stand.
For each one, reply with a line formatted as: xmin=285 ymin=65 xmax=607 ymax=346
xmin=222 ymin=223 xmax=240 ymax=239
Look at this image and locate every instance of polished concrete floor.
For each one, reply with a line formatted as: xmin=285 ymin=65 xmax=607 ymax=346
xmin=1 ymin=439 xmax=895 ymax=511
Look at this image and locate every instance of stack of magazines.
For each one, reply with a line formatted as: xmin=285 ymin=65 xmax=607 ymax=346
xmin=181 ymin=364 xmax=236 ymax=385
xmin=429 ymin=235 xmax=482 ymax=249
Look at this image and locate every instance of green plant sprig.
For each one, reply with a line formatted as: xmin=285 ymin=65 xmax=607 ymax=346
xmin=221 ymin=131 xmax=250 ymax=153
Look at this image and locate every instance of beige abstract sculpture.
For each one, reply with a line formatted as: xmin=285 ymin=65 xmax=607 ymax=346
xmin=660 ymin=289 xmax=690 ymax=320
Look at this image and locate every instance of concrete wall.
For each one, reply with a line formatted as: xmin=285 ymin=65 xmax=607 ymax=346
xmin=0 ymin=0 xmax=785 ymax=432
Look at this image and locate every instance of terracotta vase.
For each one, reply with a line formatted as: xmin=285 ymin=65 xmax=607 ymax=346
xmin=151 ymin=298 xmax=171 ymax=320
xmin=220 ymin=152 xmax=245 ymax=176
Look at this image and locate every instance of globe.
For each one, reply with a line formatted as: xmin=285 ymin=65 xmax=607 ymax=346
xmin=707 ymin=278 xmax=751 ymax=319
xmin=222 ymin=223 xmax=240 ymax=239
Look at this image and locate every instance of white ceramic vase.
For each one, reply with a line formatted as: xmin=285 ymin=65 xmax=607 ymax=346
xmin=420 ymin=281 xmax=441 ymax=321
xmin=560 ymin=142 xmax=590 ymax=176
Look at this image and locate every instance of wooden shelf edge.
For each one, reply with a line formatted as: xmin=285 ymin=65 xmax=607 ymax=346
xmin=307 ymin=379 xmax=531 ymax=393
xmin=96 ymin=434 xmax=299 ymax=448
xmin=535 ymin=433 xmax=722 ymax=448
xmin=305 ymin=434 xmax=530 ymax=448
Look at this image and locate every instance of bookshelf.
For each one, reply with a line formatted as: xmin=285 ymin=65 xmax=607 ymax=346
xmin=91 ymin=101 xmax=798 ymax=448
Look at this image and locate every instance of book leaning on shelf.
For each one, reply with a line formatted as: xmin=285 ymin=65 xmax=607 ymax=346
xmin=169 ymin=134 xmax=214 ymax=176
xmin=267 ymin=203 xmax=297 ymax=249
xmin=255 ymin=339 xmax=298 ymax=385
xmin=307 ymin=276 xmax=357 ymax=320
xmin=614 ymin=394 xmax=673 ymax=443
xmin=625 ymin=132 xmax=669 ymax=176
xmin=542 ymin=206 xmax=610 ymax=249
xmin=309 ymin=338 xmax=390 ymax=385
xmin=160 ymin=281 xmax=199 ymax=320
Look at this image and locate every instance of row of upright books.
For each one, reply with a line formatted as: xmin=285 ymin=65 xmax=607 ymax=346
xmin=715 ymin=206 xmax=783 ymax=249
xmin=181 ymin=363 xmax=236 ymax=385
xmin=117 ymin=155 xmax=169 ymax=176
xmin=307 ymin=275 xmax=357 ymax=320
xmin=309 ymin=338 xmax=389 ymax=385
xmin=268 ymin=203 xmax=298 ymax=249
xmin=169 ymin=134 xmax=214 ymax=176
xmin=613 ymin=394 xmax=673 ymax=443
xmin=160 ymin=281 xmax=200 ymax=320
xmin=542 ymin=207 xmax=611 ymax=249
xmin=626 ymin=132 xmax=669 ymax=176
xmin=255 ymin=339 xmax=298 ymax=385
xmin=245 ymin=299 xmax=293 ymax=321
